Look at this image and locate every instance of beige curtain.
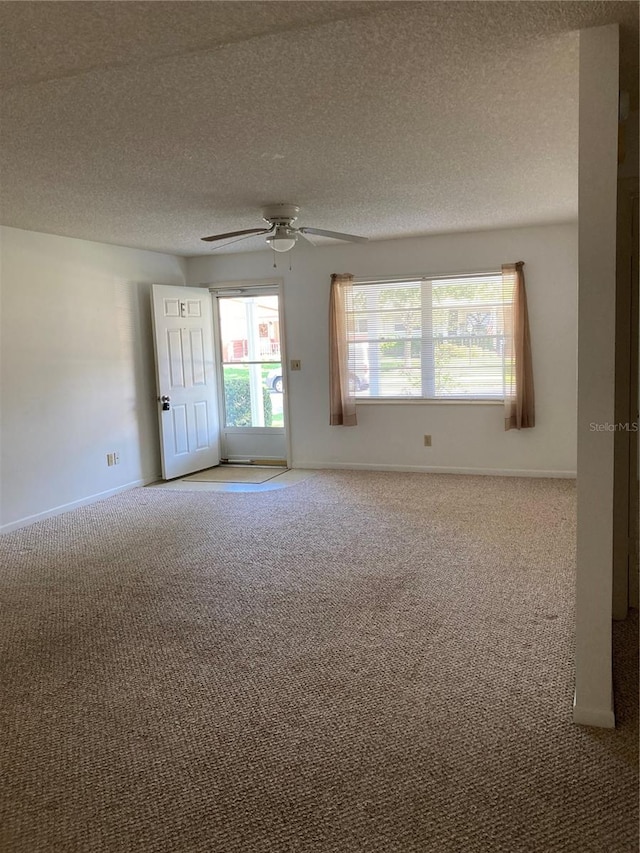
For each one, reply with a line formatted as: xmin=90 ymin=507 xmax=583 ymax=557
xmin=503 ymin=262 xmax=535 ymax=430
xmin=329 ymin=273 xmax=357 ymax=426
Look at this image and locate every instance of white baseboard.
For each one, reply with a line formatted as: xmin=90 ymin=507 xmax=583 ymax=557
xmin=1 ymin=477 xmax=157 ymax=534
xmin=293 ymin=461 xmax=576 ymax=478
xmin=573 ymin=692 xmax=616 ymax=728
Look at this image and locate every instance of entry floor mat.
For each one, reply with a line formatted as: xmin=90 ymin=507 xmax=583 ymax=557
xmin=182 ymin=465 xmax=288 ymax=484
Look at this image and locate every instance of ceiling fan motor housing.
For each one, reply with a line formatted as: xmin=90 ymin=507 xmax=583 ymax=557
xmin=262 ymin=204 xmax=300 ymax=226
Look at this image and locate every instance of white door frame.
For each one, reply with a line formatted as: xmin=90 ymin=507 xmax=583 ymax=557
xmin=209 ymin=279 xmax=291 ymax=467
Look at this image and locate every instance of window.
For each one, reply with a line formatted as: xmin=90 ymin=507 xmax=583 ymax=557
xmin=346 ymin=272 xmax=509 ymax=400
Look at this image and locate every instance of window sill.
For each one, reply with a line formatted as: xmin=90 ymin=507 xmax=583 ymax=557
xmin=355 ymin=398 xmax=503 ymax=406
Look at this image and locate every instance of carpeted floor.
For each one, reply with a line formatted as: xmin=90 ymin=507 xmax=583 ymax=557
xmin=0 ymin=471 xmax=637 ymax=853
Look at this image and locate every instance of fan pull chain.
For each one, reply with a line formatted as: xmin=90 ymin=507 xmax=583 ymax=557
xmin=272 ymin=247 xmax=277 ymax=269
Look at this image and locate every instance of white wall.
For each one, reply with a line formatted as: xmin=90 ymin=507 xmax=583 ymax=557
xmin=187 ymin=223 xmax=578 ymax=476
xmin=0 ymin=226 xmax=187 ymax=531
xmin=573 ymin=25 xmax=619 ymax=728
xmin=0 ymin=222 xmax=578 ymax=528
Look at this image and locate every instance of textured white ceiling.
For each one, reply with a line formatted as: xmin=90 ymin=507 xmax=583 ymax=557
xmin=0 ymin=1 xmax=637 ymax=256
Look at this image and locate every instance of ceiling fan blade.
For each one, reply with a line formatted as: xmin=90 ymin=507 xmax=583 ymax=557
xmin=201 ymin=226 xmax=273 ymax=243
xmin=205 ymin=234 xmax=268 ymax=252
xmin=297 ymin=231 xmax=317 ymax=245
xmin=297 ymin=227 xmax=368 ymax=243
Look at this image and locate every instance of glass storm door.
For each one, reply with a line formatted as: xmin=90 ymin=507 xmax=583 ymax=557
xmin=215 ymin=290 xmax=287 ymax=464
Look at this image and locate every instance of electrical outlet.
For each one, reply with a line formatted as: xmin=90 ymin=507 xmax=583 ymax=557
xmin=290 ymin=359 xmax=301 ymax=371
xmin=423 ymin=434 xmax=432 ymax=447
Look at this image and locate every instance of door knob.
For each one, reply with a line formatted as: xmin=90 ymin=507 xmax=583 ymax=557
xmin=160 ymin=395 xmax=171 ymax=411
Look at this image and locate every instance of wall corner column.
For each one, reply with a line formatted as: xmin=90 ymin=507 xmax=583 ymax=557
xmin=574 ymin=24 xmax=620 ymax=729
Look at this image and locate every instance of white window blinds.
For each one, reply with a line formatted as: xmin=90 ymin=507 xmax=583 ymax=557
xmin=346 ymin=272 xmax=510 ymax=399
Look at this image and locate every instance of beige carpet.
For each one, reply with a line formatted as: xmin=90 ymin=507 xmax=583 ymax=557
xmin=182 ymin=465 xmax=288 ymax=484
xmin=0 ymin=471 xmax=637 ymax=853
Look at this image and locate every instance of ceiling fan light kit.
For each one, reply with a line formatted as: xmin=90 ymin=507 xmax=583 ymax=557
xmin=266 ymin=234 xmax=297 ymax=252
xmin=201 ymin=203 xmax=367 ymax=253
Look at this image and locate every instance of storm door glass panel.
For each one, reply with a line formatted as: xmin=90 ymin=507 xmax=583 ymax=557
xmin=218 ymin=295 xmax=283 ymax=428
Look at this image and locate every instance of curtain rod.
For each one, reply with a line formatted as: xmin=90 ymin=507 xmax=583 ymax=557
xmin=353 ymin=267 xmax=502 ymax=286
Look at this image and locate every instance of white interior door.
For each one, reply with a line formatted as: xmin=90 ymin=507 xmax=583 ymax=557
xmin=152 ymin=284 xmax=220 ymax=479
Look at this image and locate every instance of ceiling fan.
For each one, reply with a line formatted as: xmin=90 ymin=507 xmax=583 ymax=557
xmin=201 ymin=204 xmax=368 ymax=252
